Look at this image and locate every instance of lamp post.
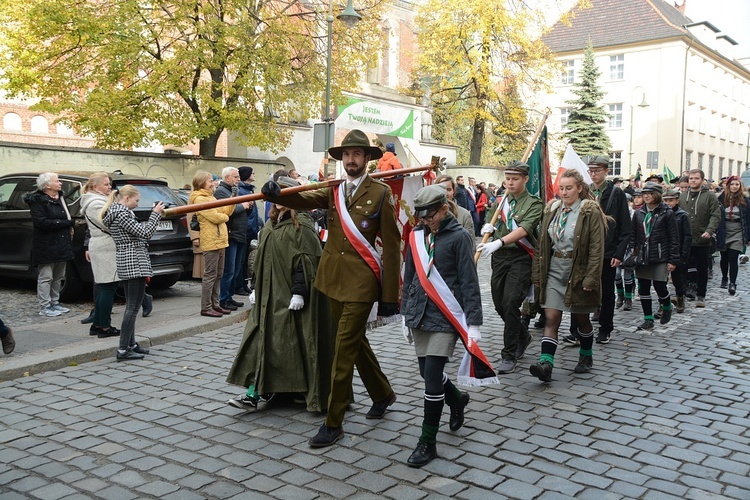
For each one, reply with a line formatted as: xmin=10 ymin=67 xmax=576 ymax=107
xmin=323 ymin=0 xmax=361 ymax=178
xmin=628 ymin=86 xmax=649 ymax=173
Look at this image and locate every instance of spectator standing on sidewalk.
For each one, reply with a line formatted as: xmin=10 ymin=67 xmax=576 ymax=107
xmin=477 ymin=160 xmax=543 ymax=374
xmin=261 ymin=129 xmax=401 ymax=449
xmin=530 ymin=169 xmax=606 ymax=382
xmin=102 ymin=185 xmax=164 ymax=361
xmin=663 ymin=189 xmax=692 ymax=312
xmin=214 ymin=167 xmax=250 ymax=312
xmin=716 ymin=176 xmax=750 ymax=296
xmin=188 ymin=171 xmax=234 ymax=318
xmin=564 ymin=155 xmax=630 ymax=346
xmin=237 ymin=166 xmax=260 ymax=295
xmin=80 ymin=172 xmax=121 ymax=338
xmin=401 ymin=184 xmax=478 ymax=468
xmin=680 ymin=169 xmax=720 ymax=308
xmin=23 ymin=172 xmax=74 ymax=318
xmin=227 ymin=176 xmax=334 ymax=413
xmin=631 ymin=182 xmax=680 ymax=331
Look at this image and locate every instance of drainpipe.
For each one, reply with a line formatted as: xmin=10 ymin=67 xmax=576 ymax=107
xmin=680 ymin=34 xmax=695 ymax=172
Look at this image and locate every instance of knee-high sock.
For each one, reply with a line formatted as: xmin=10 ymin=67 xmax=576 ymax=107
xmin=420 ymin=392 xmax=444 ymax=444
xmin=539 ymin=337 xmax=558 ymax=366
xmin=442 ymin=373 xmax=462 ymax=408
xmin=578 ymin=328 xmax=594 ymax=356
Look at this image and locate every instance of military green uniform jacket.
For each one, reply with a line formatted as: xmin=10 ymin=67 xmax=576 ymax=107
xmin=485 ymin=189 xmax=543 ymax=250
xmin=679 ymin=186 xmax=721 ymax=247
xmin=270 ymin=175 xmax=401 ymax=304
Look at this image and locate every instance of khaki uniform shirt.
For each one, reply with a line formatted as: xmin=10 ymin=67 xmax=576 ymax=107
xmin=487 ymin=189 xmax=543 ymax=249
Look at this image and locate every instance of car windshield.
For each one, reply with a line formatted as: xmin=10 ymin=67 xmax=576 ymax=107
xmin=113 ymin=183 xmax=184 ymax=209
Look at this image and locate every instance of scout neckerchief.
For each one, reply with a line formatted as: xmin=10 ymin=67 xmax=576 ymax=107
xmin=554 ymin=206 xmax=572 ymax=241
xmin=425 ymin=232 xmax=435 ymax=277
xmin=409 ymin=228 xmax=498 ymax=386
xmin=493 ymin=194 xmax=535 ymax=258
xmin=334 ymin=180 xmax=382 ymax=284
xmin=643 ymin=207 xmax=654 ymax=240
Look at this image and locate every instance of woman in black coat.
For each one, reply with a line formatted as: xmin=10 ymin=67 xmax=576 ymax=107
xmin=22 ymin=172 xmax=74 ymax=317
xmin=630 ymin=182 xmax=680 ymax=331
xmin=716 ymin=176 xmax=750 ymax=295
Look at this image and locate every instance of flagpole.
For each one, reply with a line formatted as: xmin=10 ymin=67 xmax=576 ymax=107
xmin=163 ymin=164 xmax=439 ymax=217
xmin=474 ymin=114 xmax=548 ymax=263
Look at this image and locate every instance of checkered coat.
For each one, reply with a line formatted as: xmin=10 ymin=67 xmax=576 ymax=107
xmin=102 ymin=202 xmax=162 ymax=280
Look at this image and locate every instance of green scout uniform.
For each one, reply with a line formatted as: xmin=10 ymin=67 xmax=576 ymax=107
xmin=488 ymin=188 xmax=543 ymax=362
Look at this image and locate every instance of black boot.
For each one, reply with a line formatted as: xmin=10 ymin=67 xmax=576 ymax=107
xmin=529 ymin=361 xmax=553 ymax=382
xmin=449 ymin=392 xmax=470 ymax=431
xmin=406 ymin=441 xmax=437 ymax=468
xmin=573 ymin=354 xmax=593 ymax=373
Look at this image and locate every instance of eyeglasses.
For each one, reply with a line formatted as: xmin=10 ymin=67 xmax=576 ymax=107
xmin=587 ymin=168 xmax=606 ymax=174
xmin=420 ymin=209 xmax=440 ymax=222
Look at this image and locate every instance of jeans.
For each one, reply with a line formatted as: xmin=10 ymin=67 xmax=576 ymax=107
xmin=120 ymin=278 xmax=146 ymax=351
xmin=37 ymin=261 xmax=66 ymax=309
xmin=219 ymin=240 xmax=245 ymax=303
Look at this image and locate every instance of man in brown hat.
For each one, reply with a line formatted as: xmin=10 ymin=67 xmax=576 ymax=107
xmin=261 ymin=129 xmax=401 ymax=448
xmin=477 ymin=160 xmax=543 ymax=374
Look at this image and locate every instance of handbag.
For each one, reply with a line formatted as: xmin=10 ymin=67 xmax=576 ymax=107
xmin=622 ymin=244 xmax=638 ymax=269
xmin=190 ymin=214 xmax=200 ymax=232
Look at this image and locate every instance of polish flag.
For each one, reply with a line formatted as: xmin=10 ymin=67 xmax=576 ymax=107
xmin=552 ymin=144 xmax=593 ymax=194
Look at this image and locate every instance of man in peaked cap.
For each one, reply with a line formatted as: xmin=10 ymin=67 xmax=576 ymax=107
xmin=564 ymin=154 xmax=631 ymax=346
xmin=476 ymin=160 xmax=543 ymax=374
xmin=261 ymin=129 xmax=400 ymax=448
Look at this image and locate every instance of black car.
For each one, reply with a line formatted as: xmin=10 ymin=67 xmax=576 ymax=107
xmin=0 ymin=171 xmax=194 ymax=300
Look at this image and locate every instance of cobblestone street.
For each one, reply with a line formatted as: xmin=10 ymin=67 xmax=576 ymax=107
xmin=1 ymin=257 xmax=749 ymax=498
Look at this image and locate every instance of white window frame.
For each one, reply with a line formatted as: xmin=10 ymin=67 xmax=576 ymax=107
xmin=561 ymin=60 xmax=575 ymax=85
xmin=609 ymin=54 xmax=624 ymax=81
xmin=607 ymin=103 xmax=623 ymax=129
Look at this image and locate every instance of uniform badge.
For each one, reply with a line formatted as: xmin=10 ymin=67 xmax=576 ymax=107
xmin=360 ymin=220 xmax=370 ymax=229
xmin=366 ymin=200 xmax=372 ymax=205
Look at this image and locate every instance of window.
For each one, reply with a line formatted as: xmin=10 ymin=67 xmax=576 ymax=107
xmin=698 ymin=153 xmax=705 ymax=170
xmin=3 ymin=113 xmax=22 ymax=131
xmin=561 ymin=60 xmax=574 ymax=85
xmin=685 ymin=150 xmax=692 ymax=170
xmin=560 ymin=107 xmax=571 ymax=129
xmin=719 ymin=157 xmax=724 ymax=179
xmin=708 ymin=155 xmax=715 ymax=180
xmin=607 ymin=104 xmax=623 ymax=128
xmin=30 ymin=116 xmax=49 ymax=134
xmin=609 ymin=151 xmax=622 ymax=176
xmin=729 ymin=159 xmax=734 ymax=175
xmin=609 ymin=54 xmax=624 ymax=80
xmin=646 ymin=151 xmax=659 ymax=170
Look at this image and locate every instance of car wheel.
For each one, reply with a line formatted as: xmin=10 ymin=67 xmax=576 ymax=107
xmin=60 ymin=265 xmax=85 ymax=302
xmin=148 ymin=273 xmax=181 ymax=290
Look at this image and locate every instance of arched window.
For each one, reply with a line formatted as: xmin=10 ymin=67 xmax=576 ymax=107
xmin=30 ymin=115 xmax=49 ymax=134
xmin=56 ymin=122 xmax=74 ymax=136
xmin=3 ymin=113 xmax=22 ymax=131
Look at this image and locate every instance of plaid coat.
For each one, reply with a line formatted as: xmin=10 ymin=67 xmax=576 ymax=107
xmin=102 ymin=202 xmax=161 ymax=280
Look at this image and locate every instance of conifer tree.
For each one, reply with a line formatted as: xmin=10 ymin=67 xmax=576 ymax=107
xmin=564 ymin=40 xmax=611 ymax=157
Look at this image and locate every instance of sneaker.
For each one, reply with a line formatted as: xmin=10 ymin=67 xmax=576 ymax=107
xmin=116 ymin=349 xmax=145 ymax=361
xmin=228 ymin=299 xmax=245 ymax=308
xmin=227 ymin=394 xmax=259 ymax=410
xmin=729 ymin=283 xmax=737 ymax=296
xmin=720 ymin=278 xmax=728 ymax=289
xmin=97 ymin=327 xmax=120 ymax=339
xmin=496 ymin=359 xmax=517 ymax=374
xmin=595 ymin=331 xmax=610 ymax=344
xmin=52 ymin=304 xmax=70 ymax=313
xmin=695 ymin=297 xmax=706 ymax=308
xmin=366 ymin=390 xmax=396 ymax=419
xmin=449 ymin=392 xmax=470 ymax=431
xmin=533 ymin=316 xmax=546 ymax=329
xmin=1 ymin=327 xmax=15 ymax=355
xmin=622 ymin=299 xmax=633 ymax=311
xmin=80 ymin=309 xmax=95 ymax=324
xmin=39 ymin=307 xmax=61 ymax=317
xmin=308 ymin=424 xmax=344 ymax=448
xmin=562 ymin=333 xmax=580 ymax=346
xmin=219 ymin=301 xmax=237 ymax=311
xmin=130 ymin=344 xmax=149 ymax=355
xmin=573 ymin=354 xmax=593 ymax=374
xmin=660 ymin=306 xmax=673 ymax=325
xmin=636 ymin=320 xmax=655 ymax=331
xmin=529 ymin=361 xmax=553 ymax=383
xmin=406 ymin=441 xmax=437 ymax=468
xmin=740 ymin=255 xmax=749 ymax=264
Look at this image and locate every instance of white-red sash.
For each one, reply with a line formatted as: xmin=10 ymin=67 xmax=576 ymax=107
xmin=410 ymin=229 xmax=498 ymax=386
xmin=496 ymin=196 xmax=535 ymax=258
xmin=334 ymin=182 xmax=382 ymax=284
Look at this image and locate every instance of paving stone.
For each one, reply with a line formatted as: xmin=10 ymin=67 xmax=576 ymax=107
xmin=307 ymin=478 xmax=358 ymax=498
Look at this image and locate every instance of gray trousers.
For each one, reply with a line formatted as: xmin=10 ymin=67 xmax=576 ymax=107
xmin=37 ymin=261 xmax=66 ymax=309
xmin=201 ymin=249 xmax=225 ymax=310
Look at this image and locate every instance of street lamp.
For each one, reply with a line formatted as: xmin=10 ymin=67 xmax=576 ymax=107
xmin=323 ymin=0 xmax=361 ymax=177
xmin=628 ymin=86 xmax=649 ymax=172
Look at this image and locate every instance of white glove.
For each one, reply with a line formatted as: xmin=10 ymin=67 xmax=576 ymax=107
xmin=468 ymin=325 xmax=481 ymax=347
xmin=249 ymin=290 xmax=256 ymax=307
xmin=288 ymin=294 xmax=305 ymax=310
xmin=402 ymin=316 xmax=413 ymax=345
xmin=480 ymin=223 xmax=495 ymax=235
xmin=476 ymin=238 xmax=503 ymax=258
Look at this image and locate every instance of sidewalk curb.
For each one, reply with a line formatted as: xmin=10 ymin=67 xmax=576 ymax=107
xmin=0 ymin=309 xmax=249 ymax=382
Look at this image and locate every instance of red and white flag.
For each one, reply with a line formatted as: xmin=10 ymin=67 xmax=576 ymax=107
xmin=552 ymin=144 xmax=592 ymax=195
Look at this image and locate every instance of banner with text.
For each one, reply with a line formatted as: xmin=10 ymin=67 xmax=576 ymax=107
xmin=336 ymin=97 xmax=418 ymax=139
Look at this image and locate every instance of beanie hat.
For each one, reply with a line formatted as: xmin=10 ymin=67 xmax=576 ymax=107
xmin=238 ymin=166 xmax=254 ymax=181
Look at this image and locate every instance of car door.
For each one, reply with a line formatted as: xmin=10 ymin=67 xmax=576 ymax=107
xmin=0 ymin=176 xmax=37 ymax=275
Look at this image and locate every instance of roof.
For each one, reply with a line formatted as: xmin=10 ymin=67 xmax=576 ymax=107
xmin=542 ymin=0 xmax=693 ymax=53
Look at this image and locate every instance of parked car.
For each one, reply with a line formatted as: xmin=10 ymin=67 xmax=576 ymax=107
xmin=0 ymin=171 xmax=194 ymax=300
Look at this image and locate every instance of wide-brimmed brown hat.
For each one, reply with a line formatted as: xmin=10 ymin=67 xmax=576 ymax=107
xmin=328 ymin=129 xmax=383 ymax=161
